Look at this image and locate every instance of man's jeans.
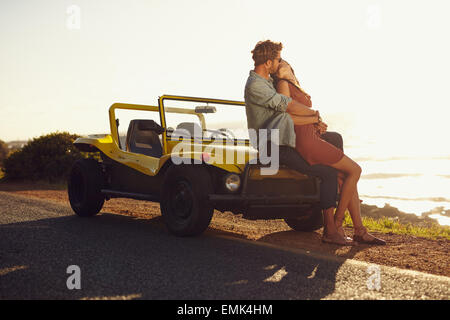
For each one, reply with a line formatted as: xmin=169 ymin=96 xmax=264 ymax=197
xmin=268 ymin=131 xmax=344 ymax=210
xmin=321 ymin=131 xmax=344 ymax=153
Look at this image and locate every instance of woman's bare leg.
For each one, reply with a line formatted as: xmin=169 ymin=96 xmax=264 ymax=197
xmin=346 ymin=188 xmax=364 ymax=229
xmin=337 ymin=172 xmax=345 ymax=195
xmin=322 ymin=207 xmax=337 ymax=235
xmin=329 ymin=155 xmax=362 ymax=228
xmin=322 ymin=206 xmax=355 ymax=245
xmin=338 ymin=177 xmax=386 ymax=244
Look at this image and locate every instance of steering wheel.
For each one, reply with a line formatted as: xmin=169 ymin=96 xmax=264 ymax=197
xmin=207 ymin=130 xmax=227 ymax=139
xmin=204 ymin=129 xmax=235 ymax=140
xmin=218 ymin=128 xmax=236 ymax=139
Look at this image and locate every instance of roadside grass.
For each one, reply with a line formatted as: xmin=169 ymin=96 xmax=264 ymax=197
xmin=342 ymin=212 xmax=450 ymax=240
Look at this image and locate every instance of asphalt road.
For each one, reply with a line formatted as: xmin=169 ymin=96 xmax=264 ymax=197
xmin=1 ymin=191 xmax=449 ymax=300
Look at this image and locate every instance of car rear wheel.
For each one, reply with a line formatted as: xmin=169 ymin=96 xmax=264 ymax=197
xmin=160 ymin=165 xmax=214 ymax=236
xmin=284 ymin=206 xmax=323 ymax=232
xmin=68 ymin=159 xmax=105 ymax=217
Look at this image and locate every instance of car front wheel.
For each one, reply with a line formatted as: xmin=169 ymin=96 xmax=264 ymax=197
xmin=160 ymin=165 xmax=214 ymax=236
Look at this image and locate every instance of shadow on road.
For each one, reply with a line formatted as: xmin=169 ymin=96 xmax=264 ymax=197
xmin=256 ymin=229 xmax=365 ymax=260
xmin=0 ymin=210 xmax=364 ymax=299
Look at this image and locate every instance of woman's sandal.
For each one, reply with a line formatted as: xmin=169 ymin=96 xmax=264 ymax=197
xmin=353 ymin=227 xmax=386 ymax=245
xmin=334 ymin=218 xmax=354 ymax=242
xmin=322 ymin=233 xmax=357 ymax=246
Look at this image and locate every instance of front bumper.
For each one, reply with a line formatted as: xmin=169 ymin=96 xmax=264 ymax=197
xmin=209 ymin=163 xmax=321 ymax=219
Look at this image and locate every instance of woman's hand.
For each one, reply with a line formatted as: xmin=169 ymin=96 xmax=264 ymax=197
xmin=315 ymin=120 xmax=328 ymax=135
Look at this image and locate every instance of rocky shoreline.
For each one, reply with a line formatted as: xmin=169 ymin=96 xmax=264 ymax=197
xmin=360 ymin=203 xmax=448 ymax=227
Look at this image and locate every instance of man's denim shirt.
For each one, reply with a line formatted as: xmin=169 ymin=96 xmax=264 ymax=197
xmin=244 ymin=70 xmax=295 ymax=149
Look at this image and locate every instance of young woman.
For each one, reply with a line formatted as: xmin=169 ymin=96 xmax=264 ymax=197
xmin=274 ymin=59 xmax=385 ymax=245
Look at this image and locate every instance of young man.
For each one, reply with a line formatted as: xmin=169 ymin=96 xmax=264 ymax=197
xmin=244 ymin=40 xmax=353 ymax=245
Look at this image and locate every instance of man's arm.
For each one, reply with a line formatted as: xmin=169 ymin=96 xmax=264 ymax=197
xmin=245 ymin=79 xmax=292 ymax=112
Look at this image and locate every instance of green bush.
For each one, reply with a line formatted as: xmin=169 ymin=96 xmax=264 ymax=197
xmin=0 ymin=139 xmax=8 ymax=168
xmin=3 ymin=132 xmax=98 ymax=182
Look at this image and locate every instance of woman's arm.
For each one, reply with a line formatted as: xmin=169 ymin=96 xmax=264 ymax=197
xmin=276 ymin=79 xmax=291 ymax=97
xmin=288 ymin=101 xmax=318 ymax=117
xmin=276 ymin=80 xmax=317 ymax=117
xmin=291 ymin=114 xmax=320 ymax=126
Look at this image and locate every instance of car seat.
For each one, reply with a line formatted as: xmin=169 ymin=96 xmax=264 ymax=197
xmin=173 ymin=122 xmax=203 ymax=138
xmin=126 ymin=120 xmax=163 ymax=158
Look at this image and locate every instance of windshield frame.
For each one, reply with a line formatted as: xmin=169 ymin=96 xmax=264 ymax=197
xmin=158 ymin=95 xmax=248 ymax=154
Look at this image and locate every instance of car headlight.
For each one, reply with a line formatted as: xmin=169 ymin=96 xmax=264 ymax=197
xmin=224 ymin=173 xmax=241 ymax=192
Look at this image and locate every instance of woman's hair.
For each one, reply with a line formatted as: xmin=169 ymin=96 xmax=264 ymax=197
xmin=251 ymin=40 xmax=283 ymax=66
xmin=273 ymin=59 xmax=310 ymax=97
xmin=272 ymin=59 xmax=297 ymax=87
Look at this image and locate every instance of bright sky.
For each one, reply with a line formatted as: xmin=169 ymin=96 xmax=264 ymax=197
xmin=1 ymin=0 xmax=450 ymax=159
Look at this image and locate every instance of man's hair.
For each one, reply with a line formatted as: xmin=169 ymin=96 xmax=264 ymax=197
xmin=251 ymin=40 xmax=283 ymax=66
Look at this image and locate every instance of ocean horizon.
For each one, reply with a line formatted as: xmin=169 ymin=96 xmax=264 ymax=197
xmin=344 ymin=146 xmax=450 ymax=227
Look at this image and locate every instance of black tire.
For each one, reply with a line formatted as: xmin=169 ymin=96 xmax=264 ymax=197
xmin=68 ymin=159 xmax=105 ymax=217
xmin=160 ymin=164 xmax=214 ymax=236
xmin=284 ymin=206 xmax=323 ymax=232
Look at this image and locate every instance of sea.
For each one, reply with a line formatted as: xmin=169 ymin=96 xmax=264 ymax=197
xmin=338 ymin=122 xmax=450 ymax=227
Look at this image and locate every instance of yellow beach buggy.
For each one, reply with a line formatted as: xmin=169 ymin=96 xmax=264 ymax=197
xmin=68 ymin=95 xmax=321 ymax=236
